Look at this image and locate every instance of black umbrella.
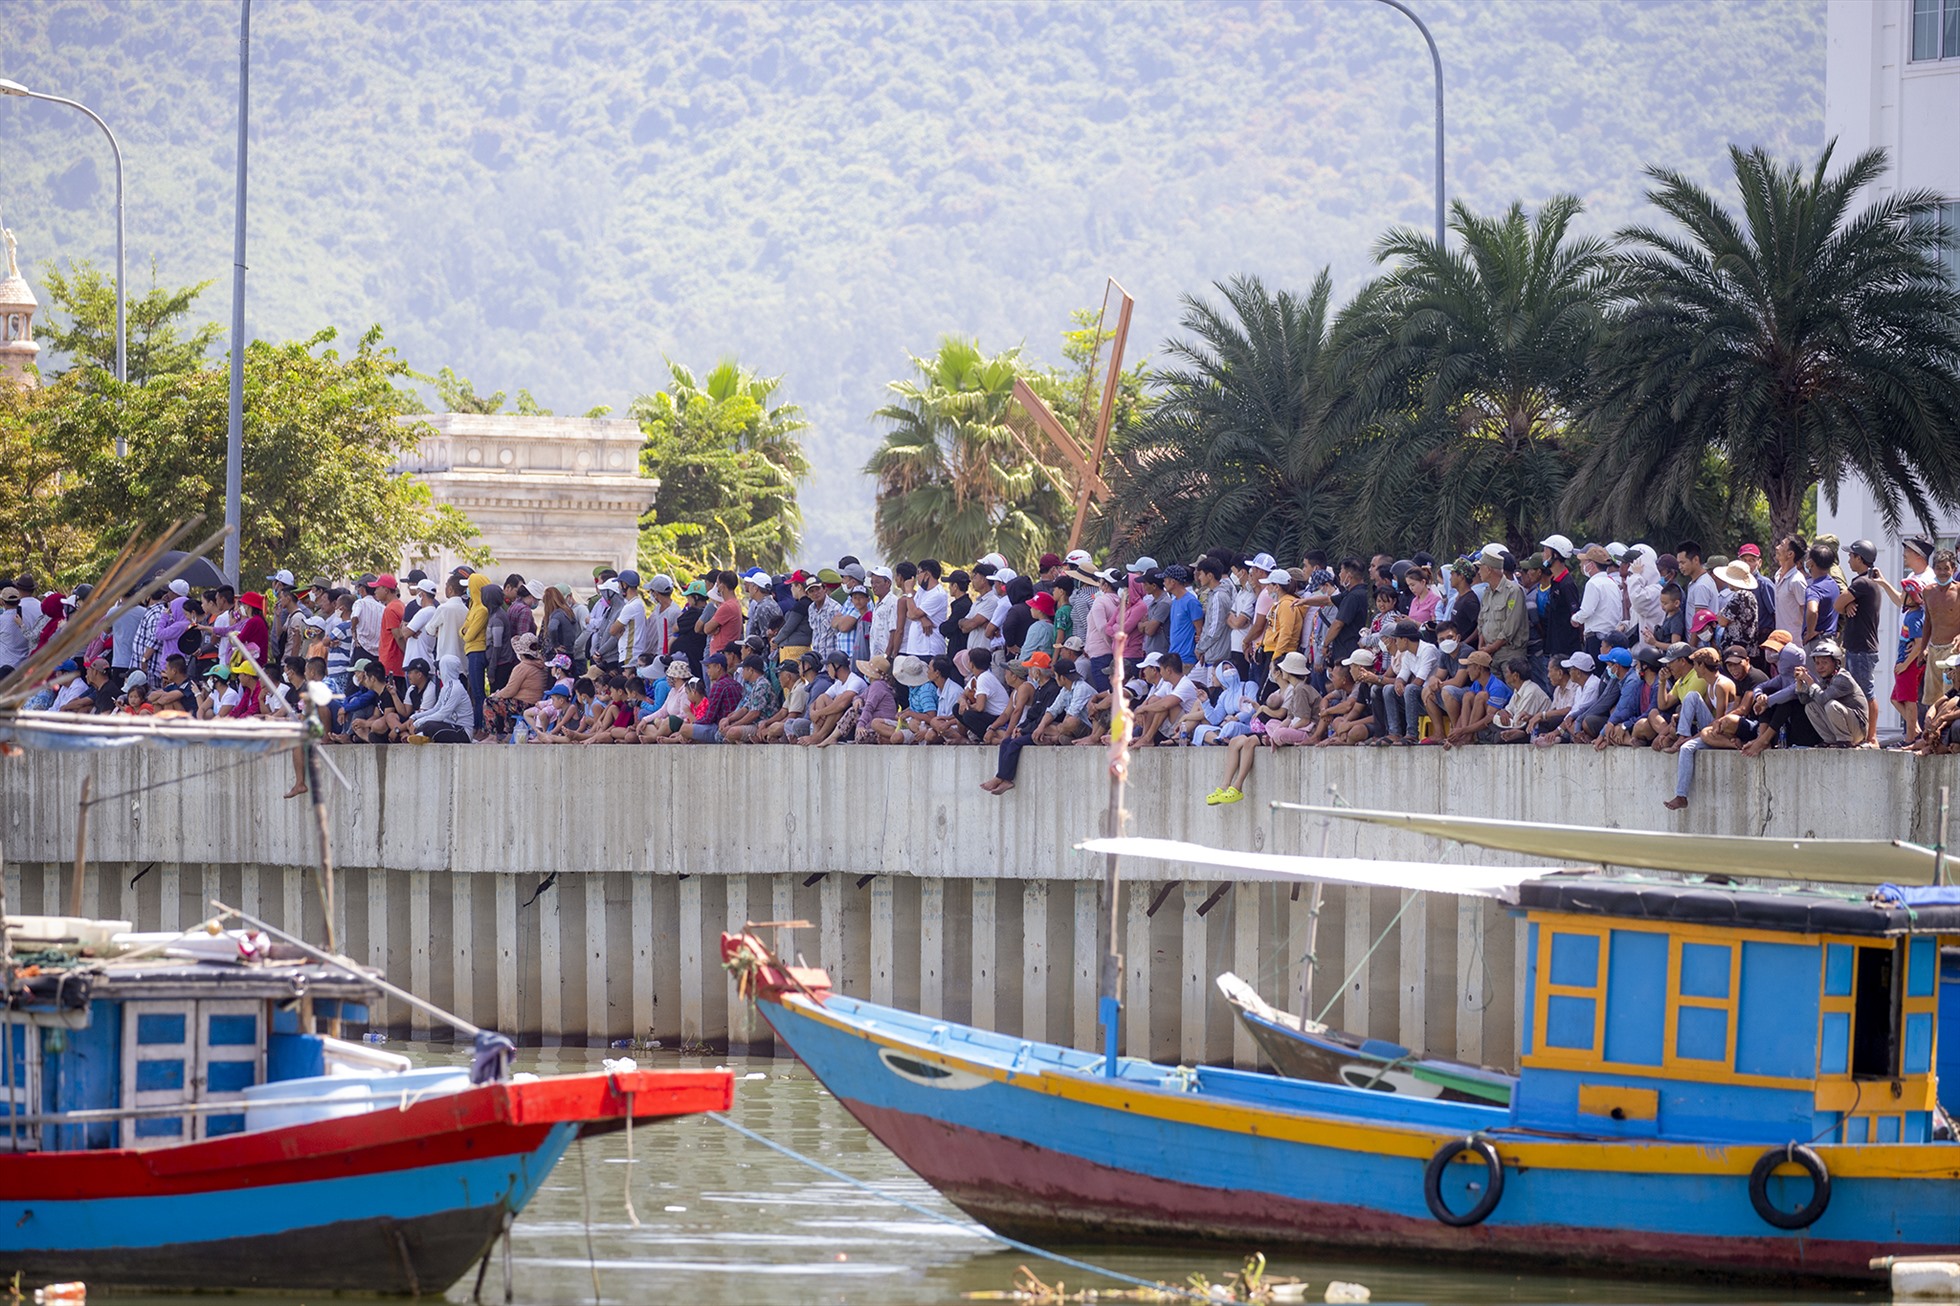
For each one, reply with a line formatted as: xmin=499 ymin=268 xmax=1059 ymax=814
xmin=139 ymin=550 xmax=229 ymax=590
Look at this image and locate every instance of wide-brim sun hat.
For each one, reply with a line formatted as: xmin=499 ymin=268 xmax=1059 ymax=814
xmin=893 ymin=654 xmax=930 ymax=687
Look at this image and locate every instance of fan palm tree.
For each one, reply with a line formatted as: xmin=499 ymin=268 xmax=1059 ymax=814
xmin=1109 ymin=273 xmax=1347 ymax=562
xmin=1332 ymin=196 xmax=1618 ymax=557
xmin=865 ymin=338 xmax=1072 ymax=565
xmin=1567 ymin=143 xmax=1960 ymax=542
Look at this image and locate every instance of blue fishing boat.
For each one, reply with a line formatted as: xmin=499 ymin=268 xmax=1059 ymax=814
xmin=725 ymin=811 xmax=1960 ymax=1283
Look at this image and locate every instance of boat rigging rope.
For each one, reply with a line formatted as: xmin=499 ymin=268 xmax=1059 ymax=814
xmin=706 ymin=1111 xmax=1208 ymax=1301
xmin=1315 ymin=891 xmax=1416 ymax=1026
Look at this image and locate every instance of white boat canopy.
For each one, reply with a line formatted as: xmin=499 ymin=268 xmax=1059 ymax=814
xmin=1272 ymin=804 xmax=1938 ymax=888
xmin=0 ymin=710 xmax=304 ymax=754
xmin=1072 ymin=837 xmax=1556 ymax=900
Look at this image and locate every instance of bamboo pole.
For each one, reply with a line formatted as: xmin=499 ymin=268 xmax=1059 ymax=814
xmin=69 ymin=775 xmax=92 ymax=918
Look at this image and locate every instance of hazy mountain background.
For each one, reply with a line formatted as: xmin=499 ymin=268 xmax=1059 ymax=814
xmin=1 ymin=0 xmax=1824 ymax=562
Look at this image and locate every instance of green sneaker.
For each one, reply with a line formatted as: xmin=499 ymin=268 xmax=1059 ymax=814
xmin=1217 ymin=787 xmax=1245 ymax=805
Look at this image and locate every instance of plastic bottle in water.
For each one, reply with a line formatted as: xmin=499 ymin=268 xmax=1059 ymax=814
xmin=362 ymin=1031 xmax=387 ymax=1044
xmin=35 ymin=1283 xmax=86 ymax=1302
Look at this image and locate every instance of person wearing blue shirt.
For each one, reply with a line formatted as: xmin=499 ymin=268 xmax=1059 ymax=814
xmin=1443 ymin=649 xmax=1510 ymax=745
xmin=1163 ymin=565 xmax=1204 ymax=667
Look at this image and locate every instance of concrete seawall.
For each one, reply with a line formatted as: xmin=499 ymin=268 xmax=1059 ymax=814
xmin=3 ymin=744 xmax=1949 ymax=1069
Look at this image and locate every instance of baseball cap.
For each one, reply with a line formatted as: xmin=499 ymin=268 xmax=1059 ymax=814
xmin=1262 ymin=568 xmax=1293 ymax=587
xmin=357 ymin=573 xmax=378 ymax=588
xmin=547 ymin=684 xmax=572 ymax=698
xmin=1602 ymin=648 xmax=1634 ymax=667
xmin=0 ymin=587 xmax=17 ymax=602
xmin=123 ymin=670 xmax=150 ymax=688
xmin=1561 ymin=652 xmax=1596 ymax=672
xmin=375 ymin=573 xmax=399 ymax=590
xmin=1346 ymin=648 xmax=1378 ymax=668
xmin=995 ymin=568 xmax=1018 ymax=583
xmin=1663 ymin=642 xmax=1693 ymax=662
xmin=1244 ymin=552 xmax=1278 ymax=572
xmin=1126 ymin=556 xmax=1159 ymax=575
xmin=1539 ymin=534 xmax=1575 ymax=557
xmin=56 ymin=658 xmax=80 ymax=674
xmin=1140 ymin=652 xmax=1165 ymax=668
xmin=705 ymin=652 xmax=728 ymax=667
xmin=682 ymin=581 xmax=710 ymax=598
xmin=1038 ymin=553 xmax=1063 ymax=571
xmin=648 ymin=575 xmax=675 ymax=593
xmin=1020 ymin=651 xmax=1053 ymax=669
xmin=1905 ymin=534 xmax=1936 ymax=560
xmin=416 ymin=578 xmax=438 ymax=595
xmin=168 ymin=578 xmax=191 ymax=597
xmin=1061 ymin=634 xmax=1086 ymax=651
xmin=1737 ymin=543 xmax=1761 ymax=559
xmin=978 ymin=552 xmax=1009 ymax=570
xmin=840 ymin=562 xmax=867 ymax=584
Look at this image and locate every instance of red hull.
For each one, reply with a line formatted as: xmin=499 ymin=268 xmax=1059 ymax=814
xmin=2 ymin=1069 xmax=731 ymax=1200
xmin=839 ymin=1097 xmax=1908 ymax=1283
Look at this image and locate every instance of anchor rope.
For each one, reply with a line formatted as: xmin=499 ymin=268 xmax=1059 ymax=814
xmin=705 ymin=1110 xmax=1207 ymax=1300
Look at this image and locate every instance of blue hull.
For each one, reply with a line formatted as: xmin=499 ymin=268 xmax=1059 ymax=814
xmin=762 ymin=991 xmax=1960 ymax=1282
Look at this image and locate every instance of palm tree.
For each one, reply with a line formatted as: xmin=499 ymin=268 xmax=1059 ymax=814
xmin=1332 ymin=196 xmax=1618 ymax=556
xmin=1108 ymin=273 xmax=1347 ymax=562
xmin=865 ymin=338 xmax=1072 ymax=565
xmin=633 ymin=359 xmax=809 ymax=574
xmin=1568 ymin=143 xmax=1960 ymax=542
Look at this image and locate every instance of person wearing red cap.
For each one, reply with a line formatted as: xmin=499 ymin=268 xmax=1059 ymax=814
xmin=375 ymin=575 xmax=406 ymax=690
xmin=234 ymin=592 xmax=271 ymax=664
xmin=1024 ymin=591 xmax=1057 ymax=659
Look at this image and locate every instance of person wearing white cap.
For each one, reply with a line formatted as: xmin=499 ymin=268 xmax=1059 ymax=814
xmin=978 ymin=551 xmax=1009 ymax=571
xmin=1064 ymin=548 xmax=1094 ymax=570
xmin=1540 ymin=535 xmax=1575 ymax=565
xmin=1240 ymin=554 xmax=1279 ymax=687
xmin=1534 ymin=651 xmax=1602 ymax=746
xmin=865 ymin=565 xmax=902 ymax=659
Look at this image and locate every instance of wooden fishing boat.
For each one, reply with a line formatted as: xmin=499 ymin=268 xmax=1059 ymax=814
xmin=0 ymin=923 xmax=731 ymax=1294
xmin=726 ymin=824 xmax=1960 ymax=1283
xmin=1215 ymin=972 xmax=1512 ymax=1105
xmin=0 ymin=697 xmax=732 ymax=1296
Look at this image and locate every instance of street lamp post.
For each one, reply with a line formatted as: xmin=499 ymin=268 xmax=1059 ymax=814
xmin=1368 ymin=0 xmax=1447 ymax=248
xmin=0 ymin=77 xmax=127 ymax=450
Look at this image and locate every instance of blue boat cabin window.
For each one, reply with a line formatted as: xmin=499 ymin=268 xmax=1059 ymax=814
xmin=136 ymin=1012 xmax=186 ymax=1045
xmin=1543 ymin=931 xmax=1605 ymax=1052
xmin=1549 ymin=933 xmax=1599 ymax=988
xmin=1679 ymin=944 xmax=1731 ymax=999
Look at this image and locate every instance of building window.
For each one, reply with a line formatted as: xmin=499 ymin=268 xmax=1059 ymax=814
xmin=1937 ymin=202 xmax=1960 ymax=287
xmin=1914 ymin=0 xmax=1960 ymax=61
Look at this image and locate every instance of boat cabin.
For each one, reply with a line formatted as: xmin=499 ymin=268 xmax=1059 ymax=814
xmin=2 ymin=921 xmax=391 ymax=1153
xmin=1513 ymin=876 xmax=1956 ymax=1145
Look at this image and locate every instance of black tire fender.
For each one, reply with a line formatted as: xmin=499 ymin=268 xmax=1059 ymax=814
xmin=1423 ymin=1136 xmax=1505 ymax=1227
xmin=1749 ymin=1143 xmax=1831 ymax=1230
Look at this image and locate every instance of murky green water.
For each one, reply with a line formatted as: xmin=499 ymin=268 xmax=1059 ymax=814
xmin=100 ymin=1046 xmax=1872 ymax=1305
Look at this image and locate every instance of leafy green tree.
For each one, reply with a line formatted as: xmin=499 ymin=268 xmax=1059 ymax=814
xmin=1569 ymin=143 xmax=1960 ymax=542
xmin=1109 ymin=274 xmax=1347 ymax=563
xmin=36 ymin=258 xmax=222 ymax=387
xmin=1332 ymin=196 xmax=1618 ymax=556
xmin=0 ymin=378 xmax=103 ymax=585
xmin=632 ymin=359 xmax=809 ymax=576
xmin=37 ymin=326 xmax=482 ymax=583
xmin=866 ymin=338 xmax=1075 ymax=566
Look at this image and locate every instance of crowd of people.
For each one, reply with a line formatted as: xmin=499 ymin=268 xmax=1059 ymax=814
xmin=3 ymin=527 xmax=1957 ymax=809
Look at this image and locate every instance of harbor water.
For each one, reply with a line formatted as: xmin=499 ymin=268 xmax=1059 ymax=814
xmin=96 ymin=1045 xmax=1868 ymax=1306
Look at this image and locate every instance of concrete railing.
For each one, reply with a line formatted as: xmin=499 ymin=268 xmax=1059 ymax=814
xmin=4 ymin=744 xmax=1950 ymax=1065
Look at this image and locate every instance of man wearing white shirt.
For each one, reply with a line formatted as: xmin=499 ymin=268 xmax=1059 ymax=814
xmin=903 ymin=560 xmax=950 ymax=658
xmin=429 ymin=577 xmax=470 ymax=664
xmin=868 ymin=566 xmax=902 ymax=659
xmin=404 ymin=578 xmax=442 ymax=666
xmin=609 ymin=571 xmax=649 ymax=668
xmin=1571 ymin=546 xmax=1626 ymax=656
xmin=645 ymin=575 xmax=680 ymax=659
xmin=1134 ymin=651 xmax=1200 ymax=744
xmin=961 ymin=569 xmax=1004 ymax=652
xmin=351 ymin=577 xmax=386 ymax=661
xmin=1381 ymin=619 xmax=1440 ymax=743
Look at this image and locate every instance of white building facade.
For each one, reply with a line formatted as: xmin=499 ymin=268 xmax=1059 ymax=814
xmin=1820 ymin=0 xmax=1960 ymax=721
xmin=394 ymin=413 xmax=655 ymax=594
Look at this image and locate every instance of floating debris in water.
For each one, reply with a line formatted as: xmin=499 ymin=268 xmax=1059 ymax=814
xmin=1322 ymin=1284 xmax=1369 ymax=1304
xmin=964 ymin=1255 xmax=1306 ymax=1303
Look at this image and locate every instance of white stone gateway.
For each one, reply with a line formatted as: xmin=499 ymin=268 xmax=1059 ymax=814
xmin=394 ymin=412 xmax=655 ymax=594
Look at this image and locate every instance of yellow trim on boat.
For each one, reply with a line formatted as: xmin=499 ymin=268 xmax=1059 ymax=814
xmin=777 ymin=995 xmax=1960 ymax=1182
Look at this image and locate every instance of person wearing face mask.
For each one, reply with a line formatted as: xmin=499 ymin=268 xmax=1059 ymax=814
xmin=1418 ymin=619 xmax=1467 ymax=741
xmin=1912 ymin=549 xmax=1960 ymax=718
xmin=410 ymin=653 xmax=476 ymax=744
xmin=1188 ymin=656 xmax=1258 ymax=746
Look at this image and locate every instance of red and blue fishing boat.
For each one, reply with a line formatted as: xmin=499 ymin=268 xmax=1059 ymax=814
xmin=725 ymin=808 xmax=1960 ymax=1284
xmin=0 ymin=918 xmax=731 ymax=1294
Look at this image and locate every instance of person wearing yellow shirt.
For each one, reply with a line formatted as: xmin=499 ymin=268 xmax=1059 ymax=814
xmin=462 ymin=572 xmax=491 ymax=736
